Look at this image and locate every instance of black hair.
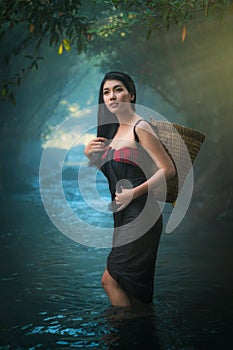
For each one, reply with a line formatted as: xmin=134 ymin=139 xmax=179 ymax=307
xmin=97 ymin=71 xmax=136 ymax=139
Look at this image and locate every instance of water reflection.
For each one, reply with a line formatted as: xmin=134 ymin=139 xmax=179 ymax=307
xmin=102 ymin=304 xmax=160 ymax=349
xmin=4 ymin=296 xmax=194 ymax=349
xmin=7 ymin=303 xmax=163 ymax=349
xmin=1 ymin=174 xmax=233 ymax=349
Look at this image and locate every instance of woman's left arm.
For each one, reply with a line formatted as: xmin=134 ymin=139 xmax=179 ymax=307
xmin=115 ymin=121 xmax=176 ymax=210
xmin=133 ymin=120 xmax=176 ymax=199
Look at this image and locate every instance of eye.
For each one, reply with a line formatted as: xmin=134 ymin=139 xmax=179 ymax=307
xmin=116 ymin=87 xmax=123 ymax=92
xmin=103 ymin=90 xmax=109 ymax=95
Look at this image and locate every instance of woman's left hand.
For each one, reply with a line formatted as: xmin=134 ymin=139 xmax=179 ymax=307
xmin=115 ymin=187 xmax=134 ymax=211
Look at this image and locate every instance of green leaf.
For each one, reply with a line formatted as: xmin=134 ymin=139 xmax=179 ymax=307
xmin=2 ymin=85 xmax=8 ymax=97
xmin=25 ymin=55 xmax=34 ymax=60
xmin=146 ymin=28 xmax=152 ymax=40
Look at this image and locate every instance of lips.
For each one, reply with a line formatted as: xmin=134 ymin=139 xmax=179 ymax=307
xmin=109 ymin=102 xmax=119 ymax=108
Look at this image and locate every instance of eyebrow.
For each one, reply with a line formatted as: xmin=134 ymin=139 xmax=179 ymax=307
xmin=103 ymin=84 xmax=123 ymax=91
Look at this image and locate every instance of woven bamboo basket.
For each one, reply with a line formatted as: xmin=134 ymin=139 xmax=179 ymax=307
xmin=149 ymin=118 xmax=206 ymax=204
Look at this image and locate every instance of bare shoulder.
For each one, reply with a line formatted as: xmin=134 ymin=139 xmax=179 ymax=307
xmin=135 ymin=119 xmax=158 ymax=139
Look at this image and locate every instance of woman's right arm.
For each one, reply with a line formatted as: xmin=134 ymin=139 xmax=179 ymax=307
xmin=84 ymin=137 xmax=107 ymax=160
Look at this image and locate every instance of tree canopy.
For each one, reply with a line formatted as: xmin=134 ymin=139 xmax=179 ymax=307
xmin=1 ymin=0 xmax=232 ymax=103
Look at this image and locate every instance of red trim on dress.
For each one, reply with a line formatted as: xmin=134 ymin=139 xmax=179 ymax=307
xmin=102 ymin=147 xmax=138 ymax=165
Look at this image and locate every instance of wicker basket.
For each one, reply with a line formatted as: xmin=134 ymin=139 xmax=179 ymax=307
xmin=149 ymin=118 xmax=206 ymax=204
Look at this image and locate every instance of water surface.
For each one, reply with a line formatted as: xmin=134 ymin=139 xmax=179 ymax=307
xmin=1 ymin=172 xmax=233 ymax=349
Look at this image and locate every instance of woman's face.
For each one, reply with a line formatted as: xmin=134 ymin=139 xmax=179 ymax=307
xmin=103 ymin=80 xmax=134 ymax=114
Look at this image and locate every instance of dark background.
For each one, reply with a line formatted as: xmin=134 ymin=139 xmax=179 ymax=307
xmin=1 ymin=2 xmax=233 ymax=349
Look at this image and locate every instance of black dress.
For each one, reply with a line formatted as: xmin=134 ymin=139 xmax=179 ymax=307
xmin=100 ymin=126 xmax=163 ymax=303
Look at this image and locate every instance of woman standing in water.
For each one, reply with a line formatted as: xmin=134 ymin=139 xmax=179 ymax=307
xmin=84 ymin=72 xmax=175 ymax=307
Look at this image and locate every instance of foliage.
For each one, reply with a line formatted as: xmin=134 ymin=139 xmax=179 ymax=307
xmin=0 ymin=0 xmax=92 ymax=102
xmin=0 ymin=0 xmax=232 ymax=102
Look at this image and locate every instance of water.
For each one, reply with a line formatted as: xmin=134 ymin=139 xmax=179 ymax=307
xmin=1 ymin=169 xmax=233 ymax=349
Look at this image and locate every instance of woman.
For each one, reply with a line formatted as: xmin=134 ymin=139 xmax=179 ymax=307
xmin=84 ymin=72 xmax=175 ymax=307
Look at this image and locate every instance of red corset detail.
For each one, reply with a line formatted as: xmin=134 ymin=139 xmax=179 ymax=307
xmin=102 ymin=147 xmax=139 ymax=166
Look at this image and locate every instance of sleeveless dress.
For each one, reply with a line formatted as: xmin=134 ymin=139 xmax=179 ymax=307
xmin=100 ymin=121 xmax=163 ymax=303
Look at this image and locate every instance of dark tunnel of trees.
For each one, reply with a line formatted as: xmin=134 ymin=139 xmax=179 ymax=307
xmin=0 ymin=0 xmax=233 ymax=224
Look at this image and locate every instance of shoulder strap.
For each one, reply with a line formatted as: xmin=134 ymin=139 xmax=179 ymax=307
xmin=133 ymin=119 xmax=149 ymax=142
xmin=133 ymin=119 xmax=143 ymax=142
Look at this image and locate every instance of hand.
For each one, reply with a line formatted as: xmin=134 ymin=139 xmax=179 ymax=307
xmin=115 ymin=187 xmax=134 ymax=211
xmin=84 ymin=137 xmax=107 ymax=159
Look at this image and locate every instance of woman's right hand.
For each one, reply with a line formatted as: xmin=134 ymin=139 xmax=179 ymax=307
xmin=84 ymin=137 xmax=107 ymax=159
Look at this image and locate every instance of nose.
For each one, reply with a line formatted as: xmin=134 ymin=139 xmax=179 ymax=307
xmin=109 ymin=90 xmax=116 ymax=100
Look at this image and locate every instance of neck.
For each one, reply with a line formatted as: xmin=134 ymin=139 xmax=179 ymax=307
xmin=116 ymin=108 xmax=136 ymax=125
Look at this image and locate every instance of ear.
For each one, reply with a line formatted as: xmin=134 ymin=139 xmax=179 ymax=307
xmin=130 ymin=94 xmax=135 ymax=101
